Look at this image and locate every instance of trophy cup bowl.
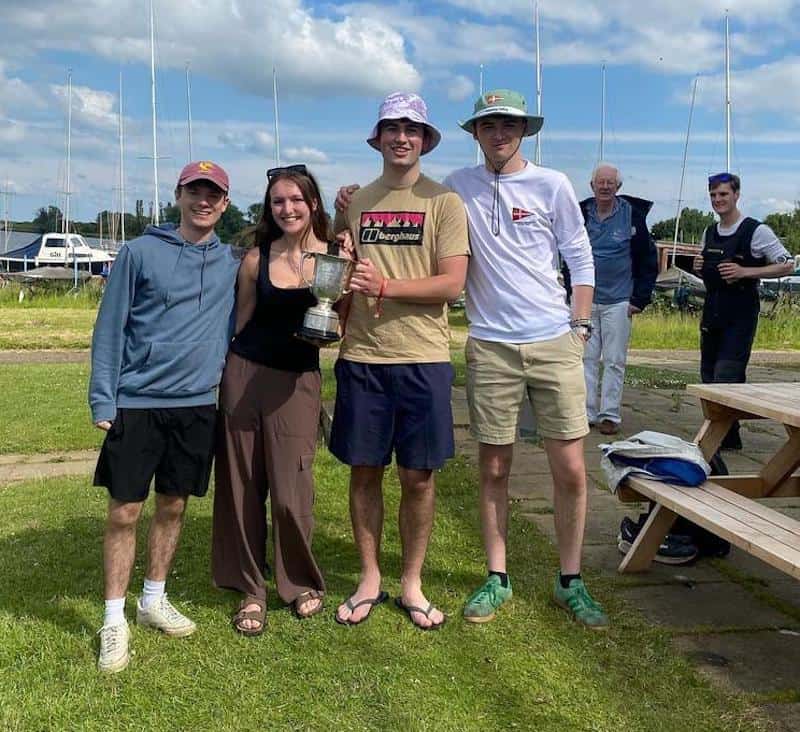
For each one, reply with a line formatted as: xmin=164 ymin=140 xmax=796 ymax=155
xmin=296 ymin=251 xmax=353 ymax=342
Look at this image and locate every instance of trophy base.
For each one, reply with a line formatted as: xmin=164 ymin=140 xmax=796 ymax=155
xmin=295 ymin=326 xmax=341 ymax=343
xmin=298 ymin=306 xmax=340 ymax=343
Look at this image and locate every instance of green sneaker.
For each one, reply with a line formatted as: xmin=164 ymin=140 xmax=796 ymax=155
xmin=553 ymin=575 xmax=609 ymax=630
xmin=463 ymin=575 xmax=513 ymax=623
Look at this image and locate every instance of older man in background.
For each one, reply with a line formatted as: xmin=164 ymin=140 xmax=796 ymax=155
xmin=576 ymin=163 xmax=657 ymax=436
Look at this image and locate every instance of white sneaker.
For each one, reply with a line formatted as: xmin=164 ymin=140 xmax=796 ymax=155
xmin=136 ymin=595 xmax=196 ymax=637
xmin=97 ymin=621 xmax=130 ymax=673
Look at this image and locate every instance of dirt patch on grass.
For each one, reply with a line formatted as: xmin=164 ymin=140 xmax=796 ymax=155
xmin=0 ymin=349 xmax=89 ymax=364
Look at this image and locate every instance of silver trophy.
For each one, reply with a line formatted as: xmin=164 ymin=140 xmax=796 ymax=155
xmin=296 ymin=251 xmax=353 ymax=342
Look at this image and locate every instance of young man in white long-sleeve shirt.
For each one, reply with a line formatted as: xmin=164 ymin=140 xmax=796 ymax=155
xmin=444 ymin=90 xmax=607 ymax=628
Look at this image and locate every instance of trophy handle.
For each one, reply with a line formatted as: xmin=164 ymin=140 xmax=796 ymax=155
xmin=300 ymin=251 xmax=316 ymax=288
xmin=341 ymin=260 xmax=353 ymax=295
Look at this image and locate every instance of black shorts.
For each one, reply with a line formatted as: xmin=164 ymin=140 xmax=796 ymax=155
xmin=93 ymin=406 xmax=217 ymax=503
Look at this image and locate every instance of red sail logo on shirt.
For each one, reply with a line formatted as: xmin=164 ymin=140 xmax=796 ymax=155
xmin=512 ymin=207 xmax=535 ymax=222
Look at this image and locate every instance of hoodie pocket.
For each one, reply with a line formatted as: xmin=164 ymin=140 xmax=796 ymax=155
xmin=137 ymin=340 xmax=217 ymax=396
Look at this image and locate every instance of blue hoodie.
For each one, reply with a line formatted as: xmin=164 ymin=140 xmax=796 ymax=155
xmin=89 ymin=223 xmax=240 ymax=423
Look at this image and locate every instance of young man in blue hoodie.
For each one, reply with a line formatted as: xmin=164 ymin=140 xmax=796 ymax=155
xmin=89 ymin=161 xmax=239 ymax=672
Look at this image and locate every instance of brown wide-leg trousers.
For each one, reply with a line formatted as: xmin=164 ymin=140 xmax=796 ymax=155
xmin=212 ymin=352 xmax=325 ymax=604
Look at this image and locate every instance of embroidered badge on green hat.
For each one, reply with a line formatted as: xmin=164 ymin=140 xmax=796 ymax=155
xmin=459 ymin=89 xmax=544 ymax=137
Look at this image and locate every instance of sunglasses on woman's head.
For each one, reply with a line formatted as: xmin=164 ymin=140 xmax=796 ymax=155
xmin=267 ymin=164 xmax=308 ymax=179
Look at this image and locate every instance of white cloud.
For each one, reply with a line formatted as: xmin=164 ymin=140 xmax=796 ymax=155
xmin=446 ymin=75 xmax=476 ymax=102
xmin=0 ymin=59 xmax=45 ymax=117
xmin=405 ymin=0 xmax=800 ymax=74
xmin=218 ymin=129 xmax=274 ymax=155
xmin=50 ymin=83 xmax=118 ymax=132
xmin=2 ymin=0 xmax=420 ymax=99
xmin=759 ymin=197 xmax=796 ymax=213
xmin=692 ymin=56 xmax=800 ymax=120
xmin=283 ymin=146 xmax=329 ymax=164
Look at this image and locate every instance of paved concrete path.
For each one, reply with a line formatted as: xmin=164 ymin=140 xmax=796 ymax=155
xmin=628 ymin=348 xmax=800 ymax=383
xmin=453 ymin=381 xmax=800 ymax=731
xmin=0 ymin=449 xmax=98 ymax=484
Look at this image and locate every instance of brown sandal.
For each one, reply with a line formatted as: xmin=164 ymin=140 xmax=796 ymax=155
xmin=293 ymin=590 xmax=324 ymax=619
xmin=232 ymin=596 xmax=266 ymax=636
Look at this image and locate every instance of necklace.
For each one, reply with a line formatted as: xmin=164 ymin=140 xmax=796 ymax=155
xmin=285 ymin=248 xmax=305 ymax=283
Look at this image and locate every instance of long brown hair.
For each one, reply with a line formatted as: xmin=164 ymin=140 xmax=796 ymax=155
xmin=254 ymin=170 xmax=331 ymax=248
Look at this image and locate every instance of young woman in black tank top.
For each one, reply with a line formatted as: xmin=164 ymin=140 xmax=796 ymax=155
xmin=212 ymin=167 xmax=352 ymax=635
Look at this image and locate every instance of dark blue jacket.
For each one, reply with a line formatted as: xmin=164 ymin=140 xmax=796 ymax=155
xmin=563 ymin=195 xmax=658 ymax=311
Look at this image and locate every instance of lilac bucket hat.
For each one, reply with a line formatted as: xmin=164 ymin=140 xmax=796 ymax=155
xmin=367 ymin=92 xmax=442 ymax=155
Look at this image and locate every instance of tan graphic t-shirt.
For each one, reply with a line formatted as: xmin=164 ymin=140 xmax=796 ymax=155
xmin=334 ymin=174 xmax=470 ymax=363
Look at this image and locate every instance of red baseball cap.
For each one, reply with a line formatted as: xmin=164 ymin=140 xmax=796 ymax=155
xmin=177 ymin=160 xmax=230 ymax=193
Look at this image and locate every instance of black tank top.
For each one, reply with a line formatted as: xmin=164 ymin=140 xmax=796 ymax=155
xmin=230 ymin=241 xmax=319 ymax=372
xmin=701 ymin=216 xmax=764 ymax=294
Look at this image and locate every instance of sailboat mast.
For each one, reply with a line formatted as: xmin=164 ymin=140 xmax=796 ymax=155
xmin=534 ymin=0 xmax=542 ymax=165
xmin=64 ymin=70 xmax=72 ymax=236
xmin=724 ymin=12 xmax=731 ymax=172
xmin=672 ymin=75 xmax=699 ymax=266
xmin=272 ymin=67 xmax=281 ymax=167
xmin=475 ymin=63 xmax=484 ymax=166
xmin=599 ymin=63 xmax=606 ymax=162
xmin=186 ymin=62 xmax=193 ymax=162
xmin=149 ymin=0 xmax=160 ymax=225
xmin=119 ymin=72 xmax=125 ymax=245
xmin=1 ymin=181 xmax=11 ymax=252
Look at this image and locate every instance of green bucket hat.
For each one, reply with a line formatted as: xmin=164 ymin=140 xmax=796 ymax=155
xmin=459 ymin=89 xmax=544 ymax=137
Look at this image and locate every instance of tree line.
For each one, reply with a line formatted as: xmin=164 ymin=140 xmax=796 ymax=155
xmin=20 ymin=200 xmax=800 ymax=256
xmin=650 ymin=205 xmax=800 ymax=255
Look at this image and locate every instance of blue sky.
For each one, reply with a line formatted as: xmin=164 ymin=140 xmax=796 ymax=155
xmin=1 ymin=0 xmax=799 ymax=232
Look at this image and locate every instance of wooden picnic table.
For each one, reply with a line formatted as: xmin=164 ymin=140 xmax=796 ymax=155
xmin=688 ymin=383 xmax=800 ymax=499
xmin=617 ymin=383 xmax=800 ymax=578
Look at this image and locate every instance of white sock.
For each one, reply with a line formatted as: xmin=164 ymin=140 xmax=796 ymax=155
xmin=140 ymin=578 xmax=166 ymax=609
xmin=104 ymin=597 xmax=126 ymax=627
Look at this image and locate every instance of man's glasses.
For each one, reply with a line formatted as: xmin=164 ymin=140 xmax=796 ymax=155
xmin=708 ymin=172 xmax=734 ymax=185
xmin=267 ymin=164 xmax=308 ymax=179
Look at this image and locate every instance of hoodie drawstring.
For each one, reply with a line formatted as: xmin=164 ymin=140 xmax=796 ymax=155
xmin=199 ymin=245 xmax=208 ymax=310
xmin=164 ymin=242 xmax=188 ymax=308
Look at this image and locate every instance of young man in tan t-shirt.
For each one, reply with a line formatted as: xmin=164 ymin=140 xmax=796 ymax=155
xmin=330 ymin=92 xmax=469 ymax=630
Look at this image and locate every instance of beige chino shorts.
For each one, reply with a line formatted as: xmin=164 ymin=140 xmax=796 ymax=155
xmin=465 ymin=331 xmax=589 ymax=444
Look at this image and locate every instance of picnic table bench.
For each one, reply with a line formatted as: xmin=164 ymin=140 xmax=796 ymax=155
xmin=616 ymin=383 xmax=800 ymax=580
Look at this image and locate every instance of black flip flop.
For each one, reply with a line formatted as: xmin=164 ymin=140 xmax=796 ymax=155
xmin=394 ymin=597 xmax=446 ymax=631
xmin=334 ymin=590 xmax=389 ymax=626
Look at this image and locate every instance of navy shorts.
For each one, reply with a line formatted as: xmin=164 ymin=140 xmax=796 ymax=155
xmin=93 ymin=406 xmax=217 ymax=503
xmin=329 ymin=360 xmax=455 ymax=470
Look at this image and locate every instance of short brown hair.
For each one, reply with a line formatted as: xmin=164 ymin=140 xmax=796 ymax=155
xmin=708 ymin=172 xmax=740 ymax=193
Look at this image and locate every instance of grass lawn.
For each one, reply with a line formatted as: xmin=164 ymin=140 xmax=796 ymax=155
xmin=1 ymin=296 xmax=799 ymax=351
xmin=0 ymin=363 xmax=101 ymax=454
xmin=630 ymin=304 xmax=800 ymax=351
xmin=0 ymin=357 xmax=692 ymax=456
xmin=0 ymin=459 xmax=761 ymax=731
xmin=0 ymin=308 xmax=96 ymax=350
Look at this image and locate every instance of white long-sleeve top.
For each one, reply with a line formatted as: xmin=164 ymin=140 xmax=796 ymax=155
xmin=445 ymin=162 xmax=594 ymax=343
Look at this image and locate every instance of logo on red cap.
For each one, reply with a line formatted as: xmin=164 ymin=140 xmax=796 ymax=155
xmin=178 ymin=160 xmax=229 ymax=192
